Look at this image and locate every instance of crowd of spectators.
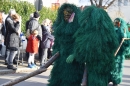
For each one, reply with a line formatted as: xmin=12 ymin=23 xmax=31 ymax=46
xmin=0 ymin=9 xmax=54 ymax=70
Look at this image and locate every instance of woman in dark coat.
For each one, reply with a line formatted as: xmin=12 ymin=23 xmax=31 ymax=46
xmin=5 ymin=10 xmax=21 ymax=70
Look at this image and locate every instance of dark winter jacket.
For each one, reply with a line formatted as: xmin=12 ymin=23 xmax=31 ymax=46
xmin=0 ymin=23 xmax=5 ymax=44
xmin=41 ymin=25 xmax=54 ymax=48
xmin=25 ymin=18 xmax=33 ymax=31
xmin=5 ymin=15 xmax=20 ymax=51
xmin=0 ymin=23 xmax=5 ymax=36
xmin=28 ymin=18 xmax=42 ymax=41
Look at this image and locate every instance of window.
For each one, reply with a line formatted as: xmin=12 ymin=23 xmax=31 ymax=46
xmin=129 ymin=0 xmax=130 ymax=5
xmin=51 ymin=3 xmax=60 ymax=11
xmin=124 ymin=0 xmax=128 ymax=6
xmin=118 ymin=0 xmax=122 ymax=6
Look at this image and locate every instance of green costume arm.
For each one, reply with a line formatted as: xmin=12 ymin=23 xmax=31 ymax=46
xmin=66 ymin=54 xmax=74 ymax=63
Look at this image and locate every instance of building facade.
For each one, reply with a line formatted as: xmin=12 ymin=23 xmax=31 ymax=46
xmin=107 ymin=0 xmax=130 ymax=23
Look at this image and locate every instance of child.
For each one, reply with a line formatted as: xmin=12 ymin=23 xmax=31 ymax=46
xmin=26 ymin=30 xmax=39 ymax=68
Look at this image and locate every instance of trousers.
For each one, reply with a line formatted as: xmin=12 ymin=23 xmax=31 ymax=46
xmin=7 ymin=50 xmax=18 ymax=65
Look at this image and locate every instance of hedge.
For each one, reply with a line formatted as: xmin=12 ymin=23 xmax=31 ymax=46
xmin=0 ymin=0 xmax=57 ymax=34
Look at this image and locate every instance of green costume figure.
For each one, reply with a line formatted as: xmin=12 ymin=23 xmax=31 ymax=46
xmin=110 ymin=18 xmax=130 ymax=86
xmin=127 ymin=24 xmax=130 ymax=32
xmin=67 ymin=6 xmax=119 ymax=86
xmin=48 ymin=3 xmax=85 ymax=86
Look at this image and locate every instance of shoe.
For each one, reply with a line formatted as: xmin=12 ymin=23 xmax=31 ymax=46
xmin=32 ymin=63 xmax=36 ymax=67
xmin=4 ymin=60 xmax=8 ymax=65
xmin=7 ymin=65 xmax=17 ymax=70
xmin=28 ymin=64 xmax=34 ymax=68
xmin=5 ymin=62 xmax=8 ymax=65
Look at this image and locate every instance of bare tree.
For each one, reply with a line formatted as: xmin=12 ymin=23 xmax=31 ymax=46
xmin=89 ymin=0 xmax=116 ymax=9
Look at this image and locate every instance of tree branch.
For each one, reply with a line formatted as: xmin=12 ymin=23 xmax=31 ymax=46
xmin=103 ymin=0 xmax=110 ymax=6
xmin=99 ymin=0 xmax=103 ymax=7
xmin=90 ymin=0 xmax=94 ymax=5
xmin=105 ymin=0 xmax=116 ymax=9
xmin=93 ymin=0 xmax=98 ymax=6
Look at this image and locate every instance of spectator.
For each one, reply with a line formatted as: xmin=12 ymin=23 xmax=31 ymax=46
xmin=39 ymin=19 xmax=54 ymax=67
xmin=26 ymin=30 xmax=39 ymax=68
xmin=0 ymin=12 xmax=6 ymax=56
xmin=26 ymin=11 xmax=42 ymax=64
xmin=40 ymin=18 xmax=53 ymax=60
xmin=4 ymin=9 xmax=21 ymax=70
xmin=25 ymin=13 xmax=33 ymax=61
xmin=26 ymin=13 xmax=33 ymax=32
xmin=27 ymin=11 xmax=42 ymax=40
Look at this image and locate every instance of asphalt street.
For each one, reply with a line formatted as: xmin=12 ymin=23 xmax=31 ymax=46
xmin=0 ymin=60 xmax=130 ymax=86
xmin=0 ymin=68 xmax=51 ymax=86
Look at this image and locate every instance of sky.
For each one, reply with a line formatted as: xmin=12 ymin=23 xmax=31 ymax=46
xmin=67 ymin=0 xmax=90 ymax=6
xmin=67 ymin=0 xmax=114 ymax=6
xmin=78 ymin=0 xmax=91 ymax=6
xmin=41 ymin=0 xmax=90 ymax=7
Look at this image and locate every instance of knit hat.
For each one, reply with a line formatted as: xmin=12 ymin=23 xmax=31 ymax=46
xmin=33 ymin=11 xmax=40 ymax=18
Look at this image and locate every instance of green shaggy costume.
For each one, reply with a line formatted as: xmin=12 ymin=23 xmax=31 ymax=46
xmin=70 ymin=6 xmax=119 ymax=86
xmin=48 ymin=3 xmax=84 ymax=86
xmin=110 ymin=18 xmax=130 ymax=85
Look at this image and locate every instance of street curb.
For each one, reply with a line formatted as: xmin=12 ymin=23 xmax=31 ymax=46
xmin=0 ymin=65 xmax=53 ymax=75
xmin=0 ymin=69 xmax=15 ymax=75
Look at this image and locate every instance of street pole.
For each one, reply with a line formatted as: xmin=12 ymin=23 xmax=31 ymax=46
xmin=34 ymin=0 xmax=43 ymax=11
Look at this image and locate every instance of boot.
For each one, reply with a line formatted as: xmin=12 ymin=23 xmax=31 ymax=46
xmin=7 ymin=65 xmax=17 ymax=70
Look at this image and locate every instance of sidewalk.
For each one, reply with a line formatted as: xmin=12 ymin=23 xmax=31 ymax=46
xmin=0 ymin=54 xmax=130 ymax=86
xmin=0 ymin=53 xmax=44 ymax=75
xmin=0 ymin=53 xmax=130 ymax=77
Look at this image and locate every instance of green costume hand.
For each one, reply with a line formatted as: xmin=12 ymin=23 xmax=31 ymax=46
xmin=66 ymin=54 xmax=74 ymax=63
